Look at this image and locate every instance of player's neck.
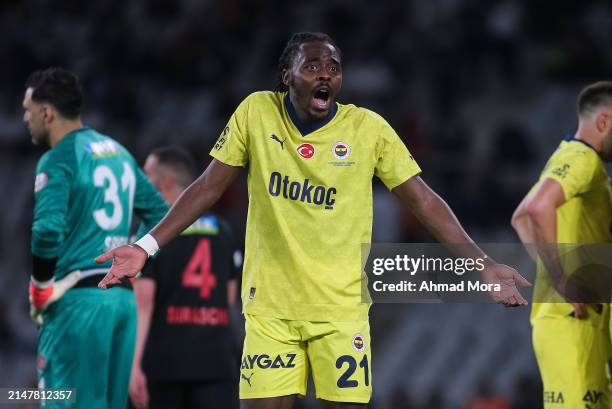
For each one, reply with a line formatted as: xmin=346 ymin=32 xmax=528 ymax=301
xmin=574 ymin=125 xmax=603 ymax=153
xmin=49 ymin=119 xmax=84 ymax=148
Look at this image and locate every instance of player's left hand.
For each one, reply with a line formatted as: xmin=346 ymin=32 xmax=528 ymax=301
xmin=29 ymin=270 xmax=81 ymax=326
xmin=482 ymin=263 xmax=531 ymax=307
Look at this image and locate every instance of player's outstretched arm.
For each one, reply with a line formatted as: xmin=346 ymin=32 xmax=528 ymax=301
xmin=97 ymin=159 xmax=241 ymax=288
xmin=392 ymin=176 xmax=531 ymax=307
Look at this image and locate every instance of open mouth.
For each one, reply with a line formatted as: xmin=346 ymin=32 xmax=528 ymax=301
xmin=312 ymin=88 xmax=331 ymax=110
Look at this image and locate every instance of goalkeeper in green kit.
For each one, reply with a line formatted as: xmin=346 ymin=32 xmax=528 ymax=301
xmin=23 ymin=67 xmax=168 ymax=408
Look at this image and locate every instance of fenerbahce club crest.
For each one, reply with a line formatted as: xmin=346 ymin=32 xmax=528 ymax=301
xmin=352 ymin=333 xmax=366 ymax=352
xmin=332 ymin=141 xmax=351 ymax=159
xmin=329 ymin=142 xmax=354 ymax=166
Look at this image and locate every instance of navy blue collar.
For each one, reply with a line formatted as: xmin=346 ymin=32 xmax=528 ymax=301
xmin=284 ymin=94 xmax=338 ymax=136
xmin=564 ymin=135 xmax=598 ymax=153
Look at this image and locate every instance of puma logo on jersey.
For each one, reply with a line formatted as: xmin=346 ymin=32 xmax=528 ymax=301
xmin=241 ymin=372 xmax=254 ymax=386
xmin=268 ymin=172 xmax=336 ymax=210
xmin=270 ymin=134 xmax=286 ymax=150
xmin=240 ymin=353 xmax=297 ymax=370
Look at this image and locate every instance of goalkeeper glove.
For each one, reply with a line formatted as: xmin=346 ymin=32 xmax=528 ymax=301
xmin=29 ymin=270 xmax=81 ymax=326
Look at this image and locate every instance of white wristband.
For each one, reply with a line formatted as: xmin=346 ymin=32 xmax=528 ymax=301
xmin=134 ymin=234 xmax=160 ymax=258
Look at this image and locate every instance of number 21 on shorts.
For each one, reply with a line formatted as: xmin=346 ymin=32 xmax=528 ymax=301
xmin=336 ymin=355 xmax=369 ymax=388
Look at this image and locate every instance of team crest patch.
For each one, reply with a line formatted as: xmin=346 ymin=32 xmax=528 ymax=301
xmin=332 ymin=142 xmax=351 ymax=159
xmin=297 ymin=143 xmax=315 ymax=159
xmin=352 ymin=333 xmax=366 ymax=352
xmin=34 ymin=172 xmax=48 ymax=193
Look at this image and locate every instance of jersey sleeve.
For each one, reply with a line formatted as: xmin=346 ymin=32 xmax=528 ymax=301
xmin=133 ymin=164 xmax=169 ymax=237
xmin=209 ymin=95 xmax=251 ymax=167
xmin=31 ymin=149 xmax=75 ymax=259
xmin=540 ymin=147 xmax=597 ymax=201
xmin=373 ymin=116 xmax=422 ymax=190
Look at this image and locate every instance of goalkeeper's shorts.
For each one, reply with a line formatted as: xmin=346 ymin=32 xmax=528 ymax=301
xmin=239 ymin=313 xmax=372 ymax=403
xmin=532 ymin=309 xmax=610 ymax=409
xmin=37 ymin=286 xmax=136 ymax=409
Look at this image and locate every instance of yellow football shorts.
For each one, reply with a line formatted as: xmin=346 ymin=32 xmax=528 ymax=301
xmin=532 ymin=307 xmax=610 ymax=409
xmin=239 ymin=313 xmax=372 ymax=403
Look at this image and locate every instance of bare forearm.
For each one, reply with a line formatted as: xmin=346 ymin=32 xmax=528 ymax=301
xmin=511 ymin=199 xmax=535 ymax=244
xmin=512 ymin=214 xmax=534 ymax=243
xmin=394 ymin=178 xmax=488 ymax=261
xmin=527 ymin=204 xmax=587 ymax=303
xmin=527 ymin=206 xmax=565 ymax=283
xmin=393 ymin=177 xmax=529 ymax=306
xmin=512 ymin=198 xmax=537 ymax=260
xmin=511 ymin=214 xmax=538 ymax=261
xmin=133 ymin=279 xmax=156 ymax=370
xmin=133 ymin=303 xmax=153 ymax=370
xmin=227 ymin=279 xmax=238 ymax=308
xmin=416 ymin=192 xmax=468 ymax=241
xmin=528 ymin=208 xmax=557 ymax=244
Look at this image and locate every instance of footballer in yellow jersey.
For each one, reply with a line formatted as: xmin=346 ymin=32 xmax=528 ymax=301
xmin=210 ymin=90 xmax=419 ymax=323
xmin=99 ymin=32 xmax=530 ymax=408
xmin=512 ymin=82 xmax=612 ymax=409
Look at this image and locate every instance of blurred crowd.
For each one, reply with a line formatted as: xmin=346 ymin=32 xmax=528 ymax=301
xmin=1 ymin=0 xmax=611 ymax=407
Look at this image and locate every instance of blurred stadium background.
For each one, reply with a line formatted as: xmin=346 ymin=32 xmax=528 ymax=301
xmin=1 ymin=1 xmax=611 ymax=408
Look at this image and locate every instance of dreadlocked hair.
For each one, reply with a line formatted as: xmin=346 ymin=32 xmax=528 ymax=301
xmin=274 ymin=32 xmax=341 ymax=92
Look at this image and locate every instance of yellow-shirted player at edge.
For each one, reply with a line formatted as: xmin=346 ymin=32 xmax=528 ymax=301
xmin=97 ymin=32 xmax=530 ymax=409
xmin=512 ymin=82 xmax=612 ymax=409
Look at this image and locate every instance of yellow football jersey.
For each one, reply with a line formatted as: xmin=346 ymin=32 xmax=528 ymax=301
xmin=530 ymin=137 xmax=612 ymax=322
xmin=210 ymin=91 xmax=421 ymax=321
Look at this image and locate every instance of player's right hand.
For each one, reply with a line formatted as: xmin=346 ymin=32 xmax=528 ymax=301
xmin=96 ymin=245 xmax=147 ymax=289
xmin=129 ymin=366 xmax=149 ymax=409
xmin=571 ymin=303 xmax=587 ymax=319
xmin=570 ymin=303 xmax=602 ymax=319
xmin=29 ymin=270 xmax=81 ymax=326
xmin=482 ymin=263 xmax=531 ymax=307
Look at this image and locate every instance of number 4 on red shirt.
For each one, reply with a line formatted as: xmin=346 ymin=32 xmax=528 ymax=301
xmin=181 ymin=238 xmax=217 ymax=299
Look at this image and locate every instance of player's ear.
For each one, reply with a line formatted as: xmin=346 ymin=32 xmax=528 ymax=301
xmin=282 ymin=69 xmax=291 ymax=87
xmin=42 ymin=104 xmax=54 ymax=125
xmin=595 ymin=111 xmax=611 ymax=133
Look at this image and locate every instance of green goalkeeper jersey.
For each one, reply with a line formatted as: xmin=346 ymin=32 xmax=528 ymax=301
xmin=31 ymin=127 xmax=168 ymax=280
